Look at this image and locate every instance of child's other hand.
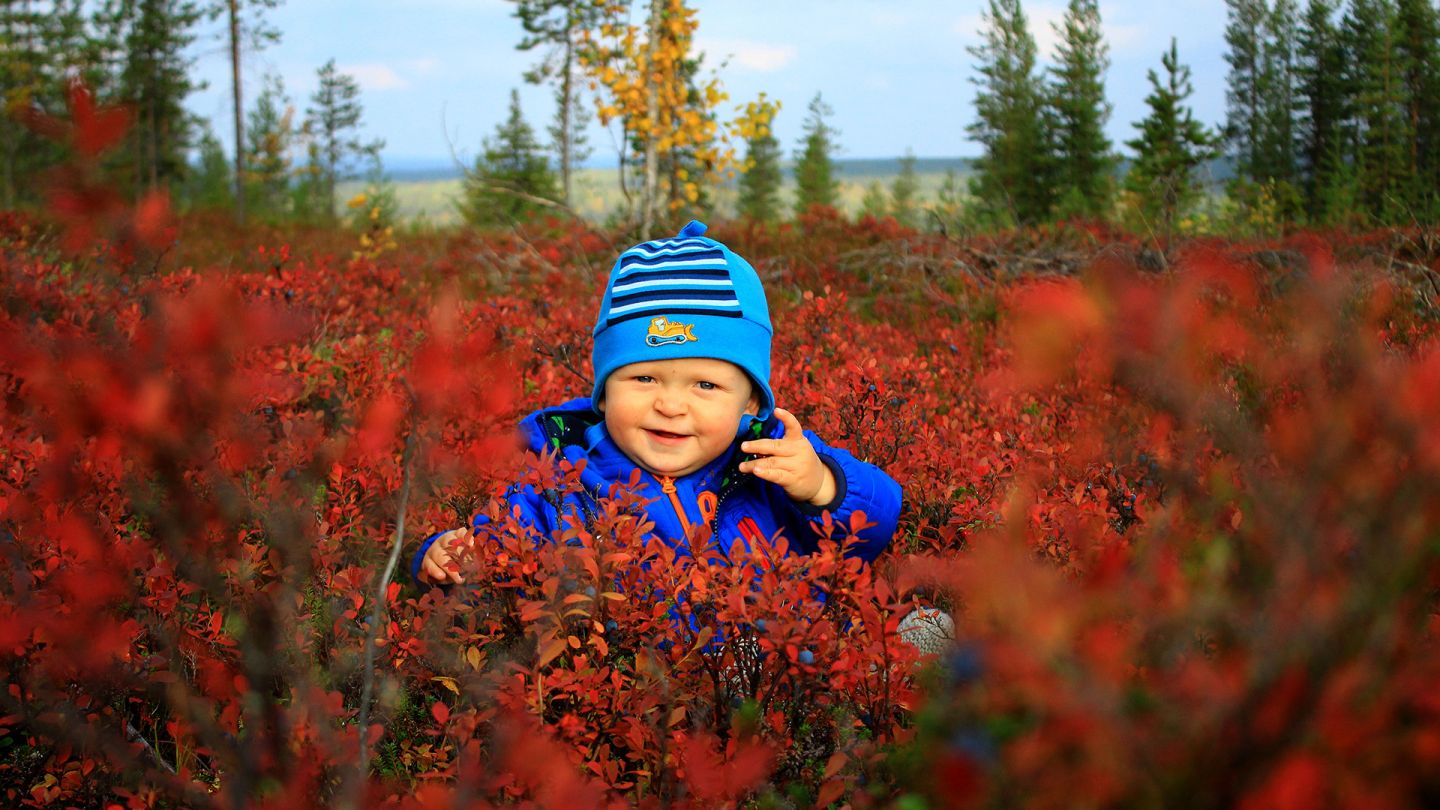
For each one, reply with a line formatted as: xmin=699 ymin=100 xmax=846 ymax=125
xmin=419 ymin=527 xmax=472 ymax=585
xmin=738 ymin=407 xmax=837 ymax=506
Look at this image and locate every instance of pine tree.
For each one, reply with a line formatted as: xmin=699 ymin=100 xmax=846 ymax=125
xmin=930 ymin=168 xmax=967 ymax=233
xmin=458 ymin=89 xmax=561 ymax=228
xmin=1048 ymin=0 xmax=1115 ymax=219
xmin=1341 ymin=0 xmax=1411 ymax=222
xmin=1 ymin=2 xmax=51 ymax=207
xmin=107 ymin=0 xmax=206 ymax=194
xmin=1260 ymin=0 xmax=1302 ymax=207
xmin=1395 ymin=0 xmax=1440 ymax=218
xmin=890 ymin=150 xmax=921 ymax=228
xmin=244 ymin=72 xmax=295 ymax=221
xmin=792 ymin=92 xmax=840 ymax=214
xmin=183 ymin=122 xmax=233 ymax=211
xmin=1225 ymin=0 xmax=1307 ymax=221
xmin=217 ymin=0 xmax=283 ymax=224
xmin=304 ymin=59 xmax=383 ymax=222
xmin=511 ymin=0 xmax=601 ymax=207
xmin=735 ymin=105 xmax=783 ymax=223
xmin=1224 ymin=0 xmax=1269 ymax=179
xmin=547 ymin=84 xmax=591 ymax=198
xmin=1125 ymin=38 xmax=1217 ymax=236
xmin=1296 ymin=0 xmax=1350 ymax=222
xmin=859 ymin=181 xmax=888 ymax=220
xmin=967 ymin=0 xmax=1055 ymax=225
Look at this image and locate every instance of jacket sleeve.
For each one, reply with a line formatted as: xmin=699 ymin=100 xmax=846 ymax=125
xmin=782 ymin=430 xmax=903 ymax=563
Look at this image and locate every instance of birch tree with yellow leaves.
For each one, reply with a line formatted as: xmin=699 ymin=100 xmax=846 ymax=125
xmin=579 ymin=0 xmax=776 ymax=235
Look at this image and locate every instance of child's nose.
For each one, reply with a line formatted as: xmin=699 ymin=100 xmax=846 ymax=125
xmin=653 ymin=390 xmax=686 ymax=416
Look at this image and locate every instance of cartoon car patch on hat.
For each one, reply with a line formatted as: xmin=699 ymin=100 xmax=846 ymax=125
xmin=645 ymin=316 xmax=697 ymax=346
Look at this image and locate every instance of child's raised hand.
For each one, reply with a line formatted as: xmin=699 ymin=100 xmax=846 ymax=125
xmin=738 ymin=407 xmax=837 ymax=506
xmin=419 ymin=526 xmax=472 ymax=585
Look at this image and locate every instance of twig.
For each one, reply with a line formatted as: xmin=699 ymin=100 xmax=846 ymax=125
xmin=356 ymin=388 xmax=420 ymax=779
xmin=125 ymin=721 xmax=177 ymax=774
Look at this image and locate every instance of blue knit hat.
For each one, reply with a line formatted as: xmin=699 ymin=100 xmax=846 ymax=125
xmin=591 ymin=220 xmax=775 ymax=419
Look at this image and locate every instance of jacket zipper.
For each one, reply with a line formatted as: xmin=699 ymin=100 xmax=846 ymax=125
xmin=657 ymin=476 xmax=695 ymax=539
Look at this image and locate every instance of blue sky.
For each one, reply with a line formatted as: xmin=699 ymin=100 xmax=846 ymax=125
xmin=183 ymin=0 xmax=1230 ymax=167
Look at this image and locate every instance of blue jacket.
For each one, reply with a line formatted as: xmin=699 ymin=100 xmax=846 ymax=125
xmin=410 ymin=397 xmax=902 ymax=582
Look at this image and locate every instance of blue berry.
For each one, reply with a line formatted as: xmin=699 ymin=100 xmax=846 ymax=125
xmin=798 ymin=649 xmax=814 ymax=665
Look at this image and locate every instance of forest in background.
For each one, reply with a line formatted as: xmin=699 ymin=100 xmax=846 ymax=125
xmin=4 ymin=0 xmax=1438 ymax=240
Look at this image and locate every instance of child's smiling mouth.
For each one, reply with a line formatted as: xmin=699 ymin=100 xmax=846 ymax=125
xmin=644 ymin=428 xmax=691 ymax=442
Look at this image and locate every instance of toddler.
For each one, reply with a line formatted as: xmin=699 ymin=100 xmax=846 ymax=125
xmin=414 ymin=220 xmax=902 ymax=586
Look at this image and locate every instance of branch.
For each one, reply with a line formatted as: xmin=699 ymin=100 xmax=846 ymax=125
xmin=355 ymin=388 xmax=420 ymax=781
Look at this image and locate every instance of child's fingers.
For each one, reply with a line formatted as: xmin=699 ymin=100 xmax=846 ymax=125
xmin=421 ymin=556 xmax=463 ymax=585
xmin=423 ymin=531 xmax=469 ymax=584
xmin=773 ymin=407 xmax=805 ymax=437
xmin=746 ymin=456 xmax=803 ymax=485
xmin=744 ymin=459 xmax=788 ymax=486
xmin=740 ymin=437 xmax=792 ymax=457
xmin=437 ymin=526 xmax=470 ymax=547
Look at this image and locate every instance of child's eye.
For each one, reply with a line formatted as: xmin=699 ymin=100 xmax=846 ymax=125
xmin=696 ymin=381 xmax=717 ymax=391
xmin=634 ymin=375 xmax=655 ymax=384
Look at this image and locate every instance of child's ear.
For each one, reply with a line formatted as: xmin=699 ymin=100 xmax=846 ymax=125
xmin=743 ymin=392 xmax=759 ymax=417
xmin=596 ymin=396 xmax=606 ymax=413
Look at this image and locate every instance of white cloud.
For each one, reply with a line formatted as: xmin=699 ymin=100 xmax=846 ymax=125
xmin=407 ymin=57 xmax=441 ymax=75
xmin=339 ymin=63 xmax=409 ymax=91
xmin=697 ymin=38 xmax=797 ymax=72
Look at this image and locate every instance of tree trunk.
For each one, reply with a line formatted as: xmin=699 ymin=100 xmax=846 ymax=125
xmin=230 ymin=0 xmax=245 ymax=224
xmin=640 ymin=0 xmax=663 ymax=237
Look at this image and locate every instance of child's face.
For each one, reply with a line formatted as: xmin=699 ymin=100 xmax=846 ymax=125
xmin=599 ymin=357 xmax=759 ymax=478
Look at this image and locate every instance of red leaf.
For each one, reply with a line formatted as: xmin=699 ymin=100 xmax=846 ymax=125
xmin=814 ymin=779 xmax=845 ymax=808
xmin=132 ymin=190 xmax=172 ymax=249
xmin=430 ymin=701 xmax=450 ymax=725
xmin=1238 ymin=753 xmax=1325 ymax=810
xmin=68 ymin=80 xmax=130 ymax=157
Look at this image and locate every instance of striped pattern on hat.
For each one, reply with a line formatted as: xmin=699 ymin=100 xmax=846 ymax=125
xmin=603 ymin=237 xmax=743 ymax=326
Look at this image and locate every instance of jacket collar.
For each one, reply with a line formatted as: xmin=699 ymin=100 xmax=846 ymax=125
xmin=518 ymin=397 xmax=782 ymax=494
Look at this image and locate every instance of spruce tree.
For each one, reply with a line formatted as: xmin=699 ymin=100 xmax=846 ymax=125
xmin=1296 ymin=0 xmax=1350 ymax=222
xmin=1260 ymin=0 xmax=1302 ymax=209
xmin=305 ymin=59 xmax=383 ymax=222
xmin=511 ymin=0 xmax=601 ymax=207
xmin=931 ymin=169 xmax=967 ymax=233
xmin=0 ymin=3 xmax=53 ymax=207
xmin=890 ymin=150 xmax=921 ymax=228
xmin=1048 ymin=0 xmax=1115 ymax=219
xmin=1225 ymin=0 xmax=1306 ymax=219
xmin=458 ymin=89 xmax=560 ymax=228
xmin=184 ymin=123 xmax=233 ymax=211
xmin=244 ymin=73 xmax=295 ymax=221
xmin=1224 ymin=0 xmax=1268 ymax=179
xmin=1125 ymin=38 xmax=1217 ymax=236
xmin=108 ymin=0 xmax=206 ymax=194
xmin=859 ymin=181 xmax=888 ymax=220
xmin=1341 ymin=0 xmax=1411 ymax=222
xmin=736 ymin=112 xmax=783 ymax=223
xmin=792 ymin=92 xmax=840 ymax=214
xmin=1395 ymin=0 xmax=1440 ymax=218
xmin=216 ymin=0 xmax=284 ymax=224
xmin=967 ymin=0 xmax=1055 ymax=226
